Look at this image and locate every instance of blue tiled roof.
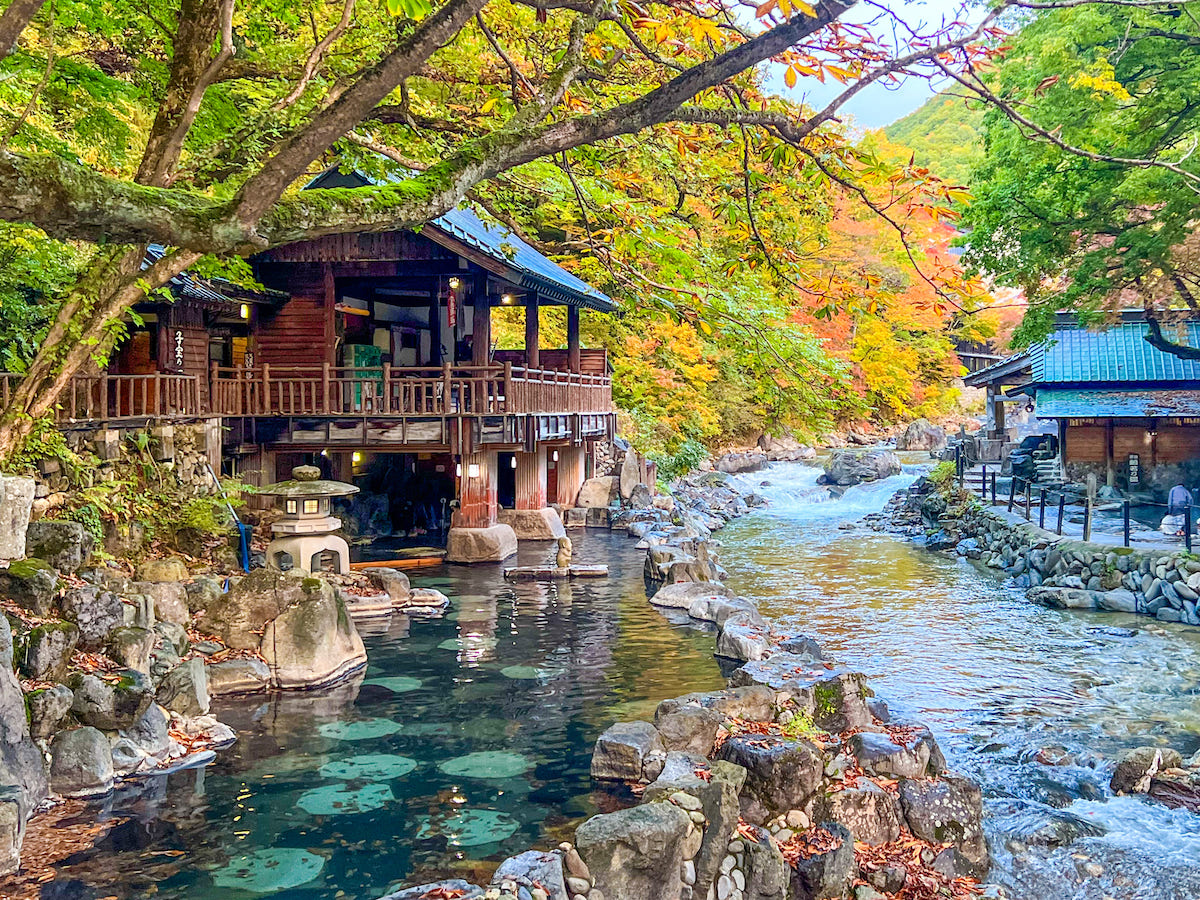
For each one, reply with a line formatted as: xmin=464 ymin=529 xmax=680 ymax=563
xmin=1033 ymin=321 xmax=1200 ymax=383
xmin=307 ymin=167 xmax=614 ymax=312
xmin=1036 ymin=388 xmax=1200 ymax=418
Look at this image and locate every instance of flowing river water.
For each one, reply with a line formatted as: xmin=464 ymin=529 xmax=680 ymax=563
xmin=28 ymin=461 xmax=1200 ymax=899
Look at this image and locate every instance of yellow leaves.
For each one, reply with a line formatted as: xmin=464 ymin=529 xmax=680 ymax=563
xmin=686 ymin=16 xmax=724 ymax=44
xmin=756 ymin=0 xmax=817 ymax=18
xmin=1069 ymin=61 xmax=1131 ymax=101
xmin=784 ymin=66 xmax=797 ymax=89
xmin=479 ymin=97 xmax=499 ymax=114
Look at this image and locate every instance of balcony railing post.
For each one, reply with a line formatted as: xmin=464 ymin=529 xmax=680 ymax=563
xmin=382 ymin=363 xmax=392 ymax=414
xmin=262 ymin=363 xmax=271 ymax=415
xmin=442 ymin=363 xmax=452 ymax=414
xmin=503 ymin=361 xmax=513 ymax=413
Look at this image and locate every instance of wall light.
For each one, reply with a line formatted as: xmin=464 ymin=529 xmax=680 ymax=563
xmin=552 ymin=450 xmax=559 ymax=462
xmin=456 ymin=463 xmax=463 ymax=477
xmin=468 ymin=463 xmax=481 ymax=478
xmin=320 ymin=449 xmax=328 ymax=458
xmin=240 ymin=303 xmax=251 ymax=320
xmin=352 ymin=452 xmax=362 ymax=464
xmin=501 ymin=293 xmax=516 ymax=305
xmin=448 ymin=276 xmax=461 ymax=290
xmin=510 ymin=456 xmax=517 ymax=469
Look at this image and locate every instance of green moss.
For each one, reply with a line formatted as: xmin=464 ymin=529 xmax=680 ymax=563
xmin=814 ymin=683 xmax=840 ymax=720
xmin=301 ymin=577 xmax=323 ymax=593
xmin=5 ymin=558 xmax=54 ymax=580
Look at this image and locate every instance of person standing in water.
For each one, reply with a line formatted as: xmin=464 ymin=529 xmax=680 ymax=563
xmin=1163 ymin=483 xmax=1195 ymax=537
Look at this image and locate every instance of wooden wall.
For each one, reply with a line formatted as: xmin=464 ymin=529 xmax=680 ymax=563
xmin=254 ymin=268 xmax=332 ymax=368
xmin=1066 ymin=422 xmax=1200 ymax=466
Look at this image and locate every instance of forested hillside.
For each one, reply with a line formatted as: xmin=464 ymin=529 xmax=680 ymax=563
xmin=884 ymin=93 xmax=985 ymax=186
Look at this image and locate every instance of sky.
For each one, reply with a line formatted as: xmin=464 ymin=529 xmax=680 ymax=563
xmin=763 ymin=0 xmax=987 ymax=129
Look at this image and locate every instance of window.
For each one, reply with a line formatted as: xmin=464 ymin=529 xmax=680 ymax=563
xmin=303 ymin=499 xmax=319 ymax=515
xmin=285 ymin=500 xmax=297 ymax=515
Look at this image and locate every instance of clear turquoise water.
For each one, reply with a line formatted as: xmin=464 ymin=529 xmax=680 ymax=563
xmin=44 ymin=533 xmax=725 ymax=899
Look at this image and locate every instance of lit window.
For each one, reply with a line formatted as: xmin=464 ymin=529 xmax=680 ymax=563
xmin=285 ymin=500 xmax=298 ymax=515
xmin=303 ymin=499 xmax=319 ymax=515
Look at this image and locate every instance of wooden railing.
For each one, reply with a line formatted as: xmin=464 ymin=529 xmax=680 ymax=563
xmin=0 ymin=373 xmax=202 ymax=422
xmin=211 ymin=363 xmax=612 ymax=417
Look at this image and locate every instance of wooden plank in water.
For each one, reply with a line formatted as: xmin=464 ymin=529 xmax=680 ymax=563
xmin=503 ymin=564 xmax=608 ymax=580
xmin=351 ymin=556 xmax=444 ymax=571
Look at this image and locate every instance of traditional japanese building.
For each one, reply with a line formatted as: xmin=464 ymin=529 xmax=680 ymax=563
xmin=965 ymin=313 xmax=1200 ymax=491
xmin=9 ymin=168 xmax=618 ymax=563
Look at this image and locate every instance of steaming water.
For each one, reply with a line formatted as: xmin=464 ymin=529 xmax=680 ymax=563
xmin=721 ymin=461 xmax=1200 ymax=898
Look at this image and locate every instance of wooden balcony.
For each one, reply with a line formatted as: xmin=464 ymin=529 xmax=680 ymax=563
xmin=1 ymin=372 xmax=203 ymax=424
xmin=210 ymin=364 xmax=613 ymax=418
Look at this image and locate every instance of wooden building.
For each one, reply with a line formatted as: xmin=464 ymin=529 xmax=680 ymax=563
xmin=966 ymin=314 xmax=1200 ymax=492
xmin=5 ymin=168 xmax=619 ymax=562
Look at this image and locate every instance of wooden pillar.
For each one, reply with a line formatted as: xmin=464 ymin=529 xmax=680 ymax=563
xmin=525 ymin=293 xmax=540 ymax=369
xmin=555 ymin=446 xmax=585 ymax=507
xmin=453 ymin=450 xmax=497 ymax=528
xmin=323 ymin=263 xmax=337 ymax=366
xmin=429 ymin=291 xmax=443 ymax=366
xmin=514 ymin=448 xmax=547 ymax=510
xmin=567 ymin=305 xmax=581 ymax=373
xmin=986 ymin=384 xmax=1004 ymax=438
xmin=1105 ymin=418 xmax=1115 ymax=487
xmin=472 ymin=290 xmax=491 ymax=367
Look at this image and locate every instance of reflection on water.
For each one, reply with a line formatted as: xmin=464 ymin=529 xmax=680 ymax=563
xmin=42 ymin=534 xmax=724 ymax=900
xmin=721 ymin=462 xmax=1200 ymax=898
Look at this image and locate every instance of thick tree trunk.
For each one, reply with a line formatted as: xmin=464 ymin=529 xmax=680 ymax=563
xmin=0 ymin=0 xmax=44 ymax=58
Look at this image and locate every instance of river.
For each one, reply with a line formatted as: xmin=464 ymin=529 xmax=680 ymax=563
xmin=26 ymin=462 xmax=1200 ymax=899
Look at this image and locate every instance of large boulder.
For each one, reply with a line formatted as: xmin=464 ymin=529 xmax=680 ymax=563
xmin=716 ymin=612 xmax=771 ymax=662
xmin=156 ymin=657 xmax=210 ymax=716
xmin=895 ymin=419 xmax=946 ymax=452
xmin=259 ymin=582 xmax=367 ymax=689
xmin=491 ymin=850 xmax=568 ymax=900
xmin=24 ymin=520 xmax=94 ymax=574
xmin=821 ymin=449 xmax=901 ymax=487
xmin=131 ymin=581 xmax=190 ymax=626
xmin=813 ymin=781 xmax=902 ymax=846
xmin=575 ymin=801 xmax=694 ymax=900
xmin=715 ymin=735 xmax=826 ymax=825
xmin=199 ymin=569 xmax=323 ymax=650
xmin=49 ymin=727 xmax=114 ymax=798
xmin=654 ymin=704 xmax=723 ymax=756
xmin=738 ymin=826 xmax=791 ymax=900
xmin=27 ymin=685 xmax=73 ymax=740
xmin=716 ymin=452 xmax=768 ymax=474
xmin=657 ymin=686 xmax=776 ymax=724
xmin=848 ymin=731 xmax=932 ymax=779
xmin=366 ymin=568 xmax=411 ymax=604
xmin=789 ymin=823 xmax=855 ymax=900
xmin=106 ymin=626 xmax=155 ymax=674
xmin=17 ymin=621 xmax=78 ymax=681
xmin=137 ymin=557 xmax=189 ymax=583
xmin=0 ymin=616 xmax=48 ymax=866
xmin=1111 ymin=746 xmax=1183 ymax=794
xmin=576 ymin=475 xmax=619 ymax=509
xmin=0 ymin=476 xmax=34 ymax=563
xmin=0 ymin=558 xmax=58 ymax=616
xmin=592 ymin=720 xmax=665 ymax=783
xmin=445 ymin=524 xmax=518 ymax=563
xmin=59 ymin=585 xmax=125 ymax=649
xmin=898 ymin=774 xmax=988 ymax=872
xmin=619 ymin=446 xmax=642 ymax=500
xmin=496 ymin=507 xmax=566 ymax=540
xmin=206 ymin=657 xmax=272 ymax=695
xmin=69 ymin=672 xmax=154 ymax=731
xmin=1027 ymin=586 xmax=1101 ymax=610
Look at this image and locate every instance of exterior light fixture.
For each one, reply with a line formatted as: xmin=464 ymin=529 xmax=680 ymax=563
xmin=352 ymin=452 xmax=362 ymax=464
xmin=552 ymin=450 xmax=559 ymax=462
xmin=468 ymin=463 xmax=481 ymax=478
xmin=320 ymin=449 xmax=328 ymax=458
xmin=456 ymin=463 xmax=463 ymax=477
xmin=240 ymin=303 xmax=251 ymax=320
xmin=1026 ymin=401 xmax=1035 ymax=414
xmin=510 ymin=456 xmax=517 ymax=469
xmin=448 ymin=276 xmax=461 ymax=290
xmin=502 ymin=293 xmax=516 ymax=305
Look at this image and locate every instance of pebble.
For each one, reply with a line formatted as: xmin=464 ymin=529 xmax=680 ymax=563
xmin=727 ymin=840 xmax=743 ymax=853
xmin=562 ymin=845 xmax=591 ymax=881
xmin=720 ymin=854 xmax=736 ymax=874
xmin=688 ymin=810 xmax=707 ymax=825
xmin=774 ymin=828 xmax=793 ymax=842
xmin=1083 ymin=863 xmax=1105 ymax=877
xmin=785 ymin=809 xmax=808 ymax=828
xmin=682 ymin=859 xmax=696 ymax=885
xmin=732 ymin=869 xmax=746 ymax=891
xmin=566 ymin=876 xmax=591 ymax=895
xmin=717 ymin=874 xmax=734 ymax=900
xmin=672 ymin=791 xmax=703 ymax=811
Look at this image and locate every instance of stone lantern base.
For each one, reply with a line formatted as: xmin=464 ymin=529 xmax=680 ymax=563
xmin=267 ymin=533 xmax=352 ymax=575
xmin=446 ymin=524 xmax=518 ymax=563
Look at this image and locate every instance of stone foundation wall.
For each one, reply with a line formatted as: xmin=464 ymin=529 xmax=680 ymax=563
xmin=881 ymin=478 xmax=1200 ymax=626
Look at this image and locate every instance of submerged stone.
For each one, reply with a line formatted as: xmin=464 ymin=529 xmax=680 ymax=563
xmin=499 ymin=664 xmax=542 ymax=680
xmin=297 ymin=781 xmax=394 ymax=815
xmin=438 ymin=750 xmax=530 ymax=780
xmin=317 ymin=718 xmax=403 ymax=741
xmin=318 ymin=754 xmax=418 ymax=781
xmin=210 ymin=848 xmax=325 ymax=893
xmin=415 ymin=808 xmax=519 ymax=847
xmin=363 ymin=676 xmax=423 ymax=693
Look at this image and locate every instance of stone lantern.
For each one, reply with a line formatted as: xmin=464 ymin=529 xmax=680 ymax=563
xmin=262 ymin=465 xmax=359 ymax=575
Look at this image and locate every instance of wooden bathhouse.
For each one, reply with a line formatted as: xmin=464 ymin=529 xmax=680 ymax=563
xmin=3 ymin=168 xmax=619 ymax=562
xmin=966 ymin=313 xmax=1200 ymax=492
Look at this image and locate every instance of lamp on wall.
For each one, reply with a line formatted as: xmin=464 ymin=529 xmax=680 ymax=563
xmin=240 ymin=303 xmax=250 ymax=320
xmin=1026 ymin=401 xmax=1035 ymax=414
xmin=352 ymin=452 xmax=362 ymax=464
xmin=510 ymin=456 xmax=518 ymax=469
xmin=455 ymin=462 xmax=463 ymax=478
xmin=552 ymin=450 xmax=559 ymax=462
xmin=501 ymin=293 xmax=516 ymax=305
xmin=468 ymin=463 xmax=481 ymax=478
xmin=448 ymin=276 xmax=461 ymax=290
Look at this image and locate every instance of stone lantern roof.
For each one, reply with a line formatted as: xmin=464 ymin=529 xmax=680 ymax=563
xmin=261 ymin=465 xmax=359 ymax=500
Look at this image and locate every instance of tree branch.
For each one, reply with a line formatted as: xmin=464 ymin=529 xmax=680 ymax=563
xmin=269 ymin=0 xmax=358 ymax=114
xmin=1144 ymin=309 xmax=1200 ymax=360
xmin=0 ymin=0 xmax=44 ymax=58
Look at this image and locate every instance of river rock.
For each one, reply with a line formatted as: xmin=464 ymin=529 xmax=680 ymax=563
xmin=375 ymin=882 xmax=483 ymax=900
xmin=0 ymin=558 xmax=58 ymax=615
xmin=156 ymin=657 xmax=210 ymax=716
xmin=987 ymin=798 xmax=1107 ymax=847
xmin=0 ymin=616 xmax=48 ymax=843
xmin=491 ymin=849 xmax=568 ymax=900
xmin=70 ymin=672 xmax=153 ymax=731
xmin=1111 ymin=746 xmax=1183 ymax=794
xmin=0 ymin=476 xmax=34 ymax=563
xmin=59 ymin=584 xmax=125 ymax=648
xmin=107 ymin=626 xmax=155 ymax=674
xmin=737 ymin=826 xmax=790 ymax=900
xmin=367 ymin=567 xmax=411 ymax=604
xmin=137 ymin=557 xmax=189 ymax=583
xmin=650 ymin=580 xmax=734 ymax=611
xmin=654 ymin=704 xmax=724 ymax=756
xmin=185 ymin=575 xmax=224 ymax=613
xmin=122 ymin=703 xmax=171 ymax=758
xmin=49 ymin=727 xmax=114 ymax=798
xmin=258 ymin=583 xmax=367 ymax=689
xmin=200 ymin=569 xmax=318 ymax=650
xmin=575 ymin=801 xmax=693 ymax=900
xmin=848 ymin=731 xmax=931 ymax=778
xmin=591 ymin=720 xmax=665 ymax=782
xmin=132 ymin=581 xmax=190 ymax=626
xmin=716 ymin=452 xmax=768 ymax=475
xmin=656 ymin=686 xmax=776 ymax=723
xmin=814 ymin=780 xmax=902 ymax=845
xmin=898 ymin=774 xmax=988 ymax=871
xmin=821 ymin=449 xmax=901 ymax=487
xmin=715 ymin=735 xmax=825 ymax=824
xmin=896 ymin=419 xmax=946 ymax=451
xmin=27 ymin=684 xmax=73 ymax=740
xmin=24 ymin=520 xmax=94 ymax=574
xmin=629 ymin=482 xmax=654 ymax=509
xmin=1098 ymin=589 xmax=1138 ymax=613
xmin=18 ymin=621 xmax=78 ymax=681
xmin=717 ymin=612 xmax=771 ymax=662
xmin=577 ymin=476 xmax=619 ymax=509
xmin=789 ymin=822 xmax=855 ymax=900
xmin=206 ymin=657 xmax=272 ymax=695
xmin=1027 ymin=586 xmax=1101 ymax=610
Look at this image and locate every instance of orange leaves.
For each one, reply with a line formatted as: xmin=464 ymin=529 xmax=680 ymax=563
xmin=756 ymin=0 xmax=818 ymax=19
